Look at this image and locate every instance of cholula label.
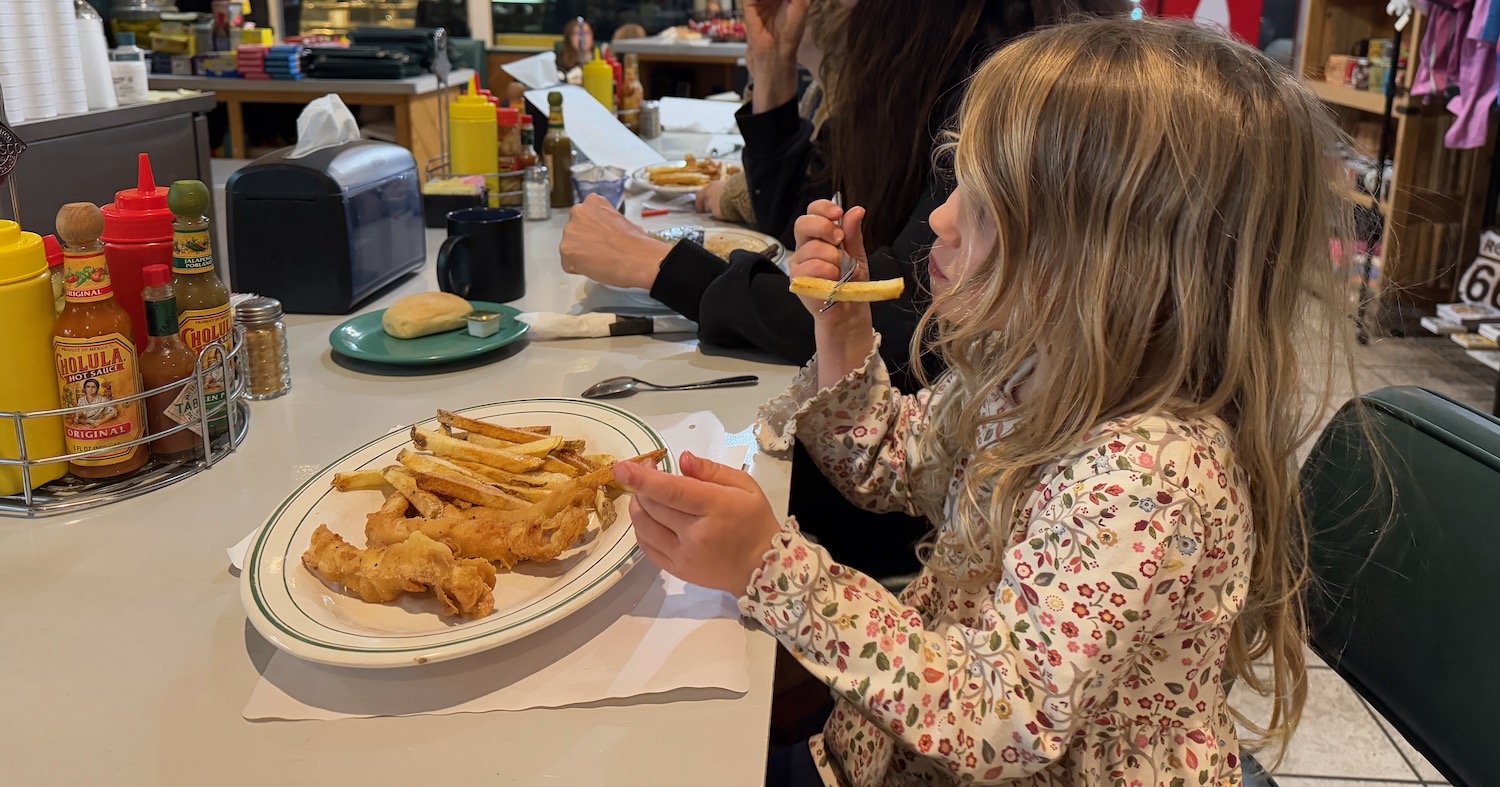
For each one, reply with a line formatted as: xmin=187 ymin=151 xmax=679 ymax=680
xmin=53 ymin=333 xmax=145 ymax=465
xmin=177 ymin=304 xmax=233 ymax=431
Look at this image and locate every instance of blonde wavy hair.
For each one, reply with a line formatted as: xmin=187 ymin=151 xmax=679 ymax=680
xmin=912 ymin=18 xmax=1358 ymax=757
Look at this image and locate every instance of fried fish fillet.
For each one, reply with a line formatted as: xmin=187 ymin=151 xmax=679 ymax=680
xmin=302 ymin=524 xmax=497 ymax=619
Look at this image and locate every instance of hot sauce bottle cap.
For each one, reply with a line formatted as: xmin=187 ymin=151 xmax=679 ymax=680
xmin=497 ymin=107 xmax=520 ymax=126
xmin=101 ymin=153 xmax=174 ymax=244
xmin=166 ymin=180 xmax=211 ymax=219
xmin=142 ymin=264 xmax=172 ymax=288
xmin=56 ymin=203 xmax=106 ymax=250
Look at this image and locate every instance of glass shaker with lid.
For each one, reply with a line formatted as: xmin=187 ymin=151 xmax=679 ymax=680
xmin=235 ymin=296 xmax=291 ymax=400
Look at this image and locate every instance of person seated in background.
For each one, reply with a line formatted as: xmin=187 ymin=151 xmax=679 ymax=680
xmin=558 ymin=17 xmax=594 ymax=83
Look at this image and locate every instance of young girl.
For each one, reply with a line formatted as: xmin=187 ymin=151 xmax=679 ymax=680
xmin=613 ymin=17 xmax=1351 ymax=786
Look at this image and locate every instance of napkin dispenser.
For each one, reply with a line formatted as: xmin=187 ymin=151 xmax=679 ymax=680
xmin=225 ymin=140 xmax=426 ymax=314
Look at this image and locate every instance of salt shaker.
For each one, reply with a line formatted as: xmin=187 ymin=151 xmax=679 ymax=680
xmin=234 ymin=295 xmax=291 ymax=400
xmin=639 ymin=100 xmax=662 ymax=139
xmin=524 ymin=165 xmax=552 ymax=221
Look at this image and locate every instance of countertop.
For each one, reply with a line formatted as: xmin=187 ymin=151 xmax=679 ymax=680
xmin=147 ymin=69 xmax=476 ymax=96
xmin=9 ymin=93 xmax=218 ymax=141
xmin=0 ymin=139 xmax=792 ymax=784
xmin=610 ymin=39 xmax=747 ymax=62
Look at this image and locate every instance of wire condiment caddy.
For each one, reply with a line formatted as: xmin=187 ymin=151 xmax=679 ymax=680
xmin=0 ymin=327 xmax=250 ymax=518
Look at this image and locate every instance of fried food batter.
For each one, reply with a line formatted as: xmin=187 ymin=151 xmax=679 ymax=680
xmin=302 ymin=524 xmax=498 ymax=618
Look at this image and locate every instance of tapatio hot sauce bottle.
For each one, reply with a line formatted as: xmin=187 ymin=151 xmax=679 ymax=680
xmin=52 ymin=202 xmax=150 ymax=479
xmin=168 ymin=180 xmax=233 ymax=439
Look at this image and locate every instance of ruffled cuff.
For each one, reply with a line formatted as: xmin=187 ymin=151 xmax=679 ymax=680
xmin=753 ymin=333 xmax=886 ymax=458
xmin=737 ymin=518 xmax=827 ymax=645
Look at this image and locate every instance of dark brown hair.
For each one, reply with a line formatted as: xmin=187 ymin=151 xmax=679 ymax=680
xmin=826 ymin=0 xmax=1128 ymax=249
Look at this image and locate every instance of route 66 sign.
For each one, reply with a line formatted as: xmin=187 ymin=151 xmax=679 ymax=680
xmin=1460 ymin=230 xmax=1500 ymax=311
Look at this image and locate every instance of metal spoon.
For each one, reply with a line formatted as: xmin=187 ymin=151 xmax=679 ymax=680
xmin=581 ymin=375 xmax=760 ymax=399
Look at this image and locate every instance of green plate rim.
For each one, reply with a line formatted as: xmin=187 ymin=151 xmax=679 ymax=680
xmin=245 ymin=398 xmax=673 ymax=657
xmin=328 ymin=301 xmax=529 ymax=366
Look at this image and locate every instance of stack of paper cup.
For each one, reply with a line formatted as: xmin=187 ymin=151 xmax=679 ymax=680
xmin=49 ymin=0 xmax=89 ymax=116
xmin=77 ymin=9 xmax=118 ymax=111
xmin=0 ymin=2 xmax=29 ymax=122
xmin=13 ymin=0 xmax=59 ymax=121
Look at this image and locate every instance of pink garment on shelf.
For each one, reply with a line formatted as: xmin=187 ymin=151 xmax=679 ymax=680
xmin=1447 ymin=0 xmax=1498 ymax=148
xmin=1412 ymin=0 xmax=1468 ymax=98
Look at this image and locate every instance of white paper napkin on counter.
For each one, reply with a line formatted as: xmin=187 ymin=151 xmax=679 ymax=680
xmin=243 ymin=569 xmax=747 ymax=720
xmin=237 ymin=411 xmax=751 ymax=720
xmin=659 ymin=96 xmax=742 ymax=134
xmin=501 ymin=51 xmax=561 ymax=89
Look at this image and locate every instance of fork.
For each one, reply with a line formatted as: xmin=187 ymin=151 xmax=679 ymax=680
xmin=821 ymin=191 xmax=858 ymax=313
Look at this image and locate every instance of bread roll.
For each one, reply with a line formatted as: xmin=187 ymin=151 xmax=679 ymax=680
xmin=382 ymin=293 xmax=474 ymax=339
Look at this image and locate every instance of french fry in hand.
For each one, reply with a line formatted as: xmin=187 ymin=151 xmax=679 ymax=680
xmin=332 ymin=469 xmax=390 ymax=492
xmin=411 ymin=428 xmax=543 ymax=472
xmin=788 ymin=276 xmax=905 ymax=302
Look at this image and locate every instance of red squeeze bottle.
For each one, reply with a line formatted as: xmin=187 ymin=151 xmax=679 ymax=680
xmin=100 ymin=153 xmax=176 ymax=346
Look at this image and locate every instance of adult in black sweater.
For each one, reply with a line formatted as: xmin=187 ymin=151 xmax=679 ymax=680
xmin=561 ymin=0 xmax=1124 ymax=579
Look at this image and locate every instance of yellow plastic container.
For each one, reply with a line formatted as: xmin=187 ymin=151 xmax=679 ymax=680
xmin=583 ymin=48 xmax=615 ymax=109
xmin=0 ymin=220 xmax=69 ymax=496
xmin=449 ymin=74 xmax=499 ymax=178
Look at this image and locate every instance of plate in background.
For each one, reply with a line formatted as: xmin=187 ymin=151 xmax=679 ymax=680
xmin=328 ymin=301 xmax=528 ymax=366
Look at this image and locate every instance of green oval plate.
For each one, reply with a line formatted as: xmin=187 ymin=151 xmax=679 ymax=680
xmin=328 ymin=301 xmax=528 ymax=366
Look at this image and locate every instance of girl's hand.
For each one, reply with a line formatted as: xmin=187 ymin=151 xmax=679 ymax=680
xmin=791 ymin=199 xmax=877 ymax=387
xmin=745 ymin=0 xmax=808 ymax=112
xmin=791 ymin=200 xmax=870 ymax=320
xmin=614 ymin=451 xmax=782 ymax=596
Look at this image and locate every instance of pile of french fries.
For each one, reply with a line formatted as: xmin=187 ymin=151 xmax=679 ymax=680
xmin=331 ymin=410 xmax=663 ymax=530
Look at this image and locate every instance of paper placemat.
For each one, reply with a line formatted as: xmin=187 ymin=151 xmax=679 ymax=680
xmin=237 ymin=412 xmax=750 ymax=720
xmin=243 ymin=568 xmax=747 ymax=720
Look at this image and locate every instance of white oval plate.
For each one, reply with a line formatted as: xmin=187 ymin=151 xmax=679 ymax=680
xmin=631 ymin=159 xmax=740 ymax=197
xmin=241 ymin=398 xmax=672 ymax=668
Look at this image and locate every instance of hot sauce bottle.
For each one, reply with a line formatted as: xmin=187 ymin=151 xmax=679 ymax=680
xmin=52 ymin=202 xmax=149 ymax=479
xmin=138 ymin=264 xmax=201 ymax=462
xmin=543 ymin=91 xmax=574 ymax=208
xmin=167 ymin=180 xmax=233 ymax=439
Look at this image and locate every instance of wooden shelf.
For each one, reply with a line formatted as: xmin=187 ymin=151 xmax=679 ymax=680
xmin=1304 ymin=78 xmax=1407 ymax=115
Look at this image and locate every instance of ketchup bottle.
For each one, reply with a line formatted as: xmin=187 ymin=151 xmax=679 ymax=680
xmin=101 ymin=153 xmax=175 ymax=346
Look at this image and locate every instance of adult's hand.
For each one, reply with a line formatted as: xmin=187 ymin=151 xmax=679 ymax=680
xmin=559 ymin=194 xmax=673 ymax=290
xmin=614 ymin=451 xmax=782 ymax=596
xmin=746 ymin=0 xmax=809 ymax=113
xmin=695 ymin=179 xmax=727 ymax=218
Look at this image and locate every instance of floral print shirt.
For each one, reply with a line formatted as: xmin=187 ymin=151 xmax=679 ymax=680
xmin=747 ymin=340 xmax=1252 ymax=787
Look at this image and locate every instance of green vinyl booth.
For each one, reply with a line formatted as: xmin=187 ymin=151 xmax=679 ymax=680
xmin=1245 ymin=386 xmax=1500 ymax=786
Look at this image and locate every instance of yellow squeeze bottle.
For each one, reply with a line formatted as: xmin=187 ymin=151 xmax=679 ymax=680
xmin=450 ymin=74 xmax=499 ymax=178
xmin=0 ymin=220 xmax=69 ymax=495
xmin=583 ymin=48 xmax=615 ymax=109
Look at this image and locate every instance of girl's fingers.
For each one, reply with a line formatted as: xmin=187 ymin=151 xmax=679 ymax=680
xmin=804 ymin=199 xmax=842 ymax=221
xmin=630 ymin=497 xmax=680 ymax=549
xmin=794 ymin=213 xmax=845 ymax=248
xmin=789 ymin=240 xmax=843 ymax=273
xmin=637 ymin=539 xmax=677 ymax=576
xmin=634 ymin=491 xmax=698 ymax=533
xmin=615 ymin=461 xmax=720 ymax=516
xmin=788 ymin=258 xmax=841 ymax=282
xmin=841 ymin=207 xmax=869 ymax=273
